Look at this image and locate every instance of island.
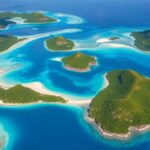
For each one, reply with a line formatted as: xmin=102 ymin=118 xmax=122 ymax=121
xmin=110 ymin=37 xmax=119 ymax=40
xmin=96 ymin=37 xmax=119 ymax=43
xmin=131 ymin=30 xmax=150 ymax=52
xmin=0 ymin=84 xmax=66 ymax=104
xmin=61 ymin=52 xmax=96 ymax=72
xmin=46 ymin=36 xmax=75 ymax=51
xmin=89 ymin=70 xmax=150 ymax=135
xmin=0 ymin=12 xmax=57 ymax=29
xmin=0 ymin=35 xmax=26 ymax=52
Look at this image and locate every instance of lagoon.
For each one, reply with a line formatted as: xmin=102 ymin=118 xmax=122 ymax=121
xmin=0 ymin=0 xmax=150 ymax=150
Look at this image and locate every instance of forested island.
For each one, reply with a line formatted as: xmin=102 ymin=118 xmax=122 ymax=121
xmin=46 ymin=36 xmax=75 ymax=51
xmin=89 ymin=70 xmax=150 ymax=134
xmin=0 ymin=12 xmax=57 ymax=29
xmin=131 ymin=30 xmax=150 ymax=52
xmin=0 ymin=84 xmax=66 ymax=104
xmin=0 ymin=35 xmax=26 ymax=52
xmin=62 ymin=52 xmax=96 ymax=72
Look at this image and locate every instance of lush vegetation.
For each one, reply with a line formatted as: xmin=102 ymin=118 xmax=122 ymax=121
xmin=46 ymin=36 xmax=75 ymax=51
xmin=0 ymin=35 xmax=25 ymax=52
xmin=0 ymin=12 xmax=56 ymax=29
xmin=131 ymin=30 xmax=150 ymax=52
xmin=0 ymin=85 xmax=66 ymax=103
xmin=62 ymin=52 xmax=96 ymax=71
xmin=89 ymin=70 xmax=150 ymax=134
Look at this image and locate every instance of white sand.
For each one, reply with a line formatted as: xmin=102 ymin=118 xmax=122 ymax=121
xmin=102 ymin=43 xmax=134 ymax=49
xmin=23 ymin=81 xmax=92 ymax=106
xmin=1 ymin=28 xmax=82 ymax=55
xmin=96 ymin=38 xmax=110 ymax=43
xmin=0 ymin=69 xmax=6 ymax=75
xmin=0 ymin=81 xmax=92 ymax=107
xmin=67 ymin=100 xmax=91 ymax=106
xmin=23 ymin=82 xmax=61 ymax=96
xmin=51 ymin=57 xmax=62 ymax=62
xmin=7 ymin=17 xmax=26 ymax=24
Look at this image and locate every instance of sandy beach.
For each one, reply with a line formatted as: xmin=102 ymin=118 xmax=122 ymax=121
xmin=1 ymin=28 xmax=82 ymax=56
xmin=23 ymin=81 xmax=92 ymax=106
xmin=0 ymin=75 xmax=150 ymax=140
xmin=96 ymin=38 xmax=111 ymax=43
xmin=101 ymin=43 xmax=135 ymax=49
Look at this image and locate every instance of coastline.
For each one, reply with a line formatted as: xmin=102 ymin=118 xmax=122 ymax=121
xmin=0 ymin=34 xmax=47 ymax=55
xmin=0 ymin=28 xmax=81 ymax=56
xmin=64 ymin=65 xmax=91 ymax=72
xmin=83 ymin=73 xmax=150 ymax=140
xmin=63 ymin=61 xmax=97 ymax=73
xmin=1 ymin=72 xmax=150 ymax=141
xmin=85 ymin=110 xmax=150 ymax=140
xmin=23 ymin=82 xmax=92 ymax=106
xmin=0 ymin=99 xmax=91 ymax=107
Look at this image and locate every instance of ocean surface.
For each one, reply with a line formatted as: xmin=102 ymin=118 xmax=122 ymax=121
xmin=0 ymin=0 xmax=150 ymax=150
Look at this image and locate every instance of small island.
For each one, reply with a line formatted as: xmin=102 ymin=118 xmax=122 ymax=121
xmin=46 ymin=36 xmax=75 ymax=51
xmin=96 ymin=37 xmax=119 ymax=43
xmin=89 ymin=70 xmax=150 ymax=135
xmin=0 ymin=35 xmax=26 ymax=52
xmin=131 ymin=30 xmax=150 ymax=52
xmin=0 ymin=84 xmax=66 ymax=104
xmin=61 ymin=52 xmax=96 ymax=72
xmin=110 ymin=37 xmax=119 ymax=41
xmin=0 ymin=12 xmax=57 ymax=29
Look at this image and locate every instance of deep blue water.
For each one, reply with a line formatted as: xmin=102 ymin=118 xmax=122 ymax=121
xmin=1 ymin=104 xmax=150 ymax=150
xmin=0 ymin=0 xmax=150 ymax=28
xmin=0 ymin=0 xmax=150 ymax=150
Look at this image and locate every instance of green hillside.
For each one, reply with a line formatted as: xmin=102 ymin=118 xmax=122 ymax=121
xmin=89 ymin=70 xmax=150 ymax=134
xmin=131 ymin=30 xmax=150 ymax=52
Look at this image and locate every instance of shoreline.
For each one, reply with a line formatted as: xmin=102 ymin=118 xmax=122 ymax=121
xmin=1 ymin=79 xmax=150 ymax=140
xmin=83 ymin=74 xmax=150 ymax=140
xmin=85 ymin=110 xmax=150 ymax=140
xmin=0 ymin=81 xmax=92 ymax=107
xmin=64 ymin=65 xmax=91 ymax=72
xmin=0 ymin=99 xmax=91 ymax=107
xmin=63 ymin=61 xmax=97 ymax=73
xmin=23 ymin=82 xmax=92 ymax=106
xmin=0 ymin=28 xmax=82 ymax=56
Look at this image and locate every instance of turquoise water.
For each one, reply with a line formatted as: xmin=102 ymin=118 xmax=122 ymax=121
xmin=0 ymin=0 xmax=150 ymax=149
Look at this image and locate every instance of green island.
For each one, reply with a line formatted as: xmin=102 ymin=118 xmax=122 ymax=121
xmin=46 ymin=36 xmax=75 ymax=51
xmin=131 ymin=30 xmax=150 ymax=52
xmin=0 ymin=35 xmax=26 ymax=52
xmin=62 ymin=52 xmax=96 ymax=72
xmin=110 ymin=37 xmax=119 ymax=40
xmin=89 ymin=70 xmax=150 ymax=134
xmin=0 ymin=84 xmax=66 ymax=103
xmin=0 ymin=12 xmax=57 ymax=29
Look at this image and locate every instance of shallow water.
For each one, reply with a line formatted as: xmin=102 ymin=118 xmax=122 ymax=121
xmin=0 ymin=1 xmax=150 ymax=150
